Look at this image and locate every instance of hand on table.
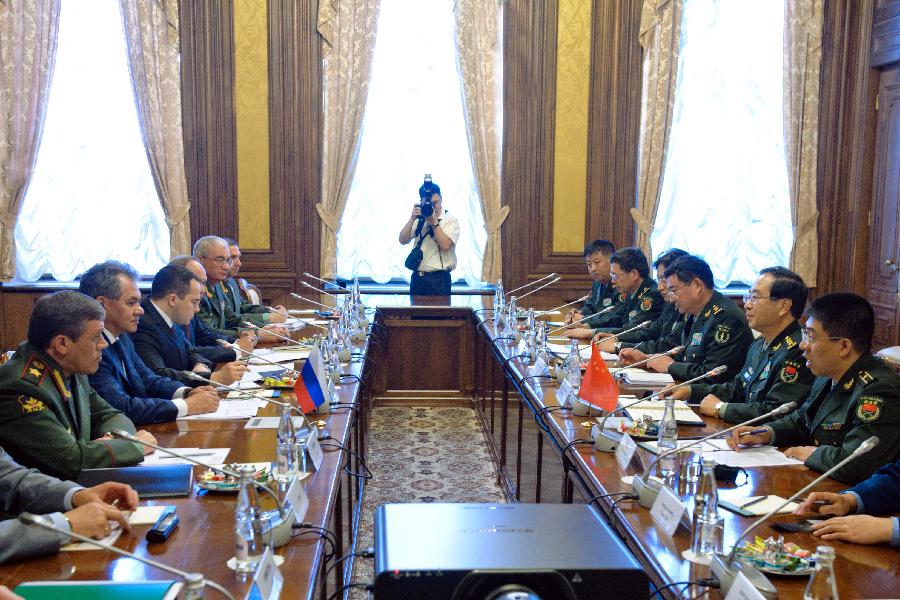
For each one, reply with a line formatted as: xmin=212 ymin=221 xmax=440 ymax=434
xmin=65 ymin=501 xmax=131 ymax=538
xmin=72 ymin=482 xmax=139 ymax=511
xmin=810 ymin=515 xmax=894 ymax=545
xmin=727 ymin=425 xmax=772 ymax=451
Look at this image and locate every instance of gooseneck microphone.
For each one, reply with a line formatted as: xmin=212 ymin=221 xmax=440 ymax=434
xmin=592 ymin=365 xmax=725 ymax=453
xmin=609 ymin=345 xmax=685 ymax=373
xmin=547 ymin=304 xmax=617 ymax=335
xmin=219 ymin=340 xmax=300 ymax=376
xmin=514 ymin=277 xmax=562 ymax=303
xmin=303 ymin=272 xmax=347 ymax=290
xmin=300 ymin=280 xmax=339 ymax=299
xmin=710 ymin=436 xmax=880 ymax=599
xmin=505 ymin=273 xmax=558 ymax=297
xmin=19 ymin=512 xmax=236 ymax=600
xmin=633 ymin=399 xmax=797 ymax=507
xmin=534 ymin=295 xmax=590 ymax=317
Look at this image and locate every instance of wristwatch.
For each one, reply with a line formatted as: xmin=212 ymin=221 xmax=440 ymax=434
xmin=714 ymin=401 xmax=724 ymax=418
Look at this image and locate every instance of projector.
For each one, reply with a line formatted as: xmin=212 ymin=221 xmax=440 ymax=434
xmin=373 ymin=503 xmax=648 ymax=599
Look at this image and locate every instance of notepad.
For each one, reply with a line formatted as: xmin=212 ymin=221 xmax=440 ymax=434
xmin=615 ymin=369 xmax=675 ymax=385
xmin=625 ymin=400 xmax=705 ymax=425
xmin=127 ymin=505 xmax=171 ymax=526
xmin=720 ymin=495 xmax=800 ymax=517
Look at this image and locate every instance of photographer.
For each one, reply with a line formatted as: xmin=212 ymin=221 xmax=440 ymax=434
xmin=399 ymin=177 xmax=460 ymax=296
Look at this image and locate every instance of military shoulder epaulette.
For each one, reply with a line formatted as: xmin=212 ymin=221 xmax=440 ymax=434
xmin=857 ymin=370 xmax=876 ymax=386
xmin=784 ymin=335 xmax=797 ymax=348
xmin=19 ymin=355 xmax=48 ymax=387
xmin=711 ymin=305 xmax=722 ymax=315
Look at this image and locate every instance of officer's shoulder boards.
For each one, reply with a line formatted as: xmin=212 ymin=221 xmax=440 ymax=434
xmin=711 ymin=305 xmax=722 ymax=315
xmin=857 ymin=369 xmax=876 ymax=386
xmin=19 ymin=355 xmax=47 ymax=386
xmin=856 ymin=396 xmax=883 ymax=423
xmin=17 ymin=395 xmax=46 ymax=414
xmin=784 ymin=335 xmax=797 ymax=349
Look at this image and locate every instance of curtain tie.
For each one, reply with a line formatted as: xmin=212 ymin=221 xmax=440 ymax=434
xmin=796 ymin=210 xmax=819 ymax=240
xmin=315 ymin=203 xmax=340 ymax=233
xmin=486 ymin=205 xmax=510 ymax=235
xmin=164 ymin=203 xmax=191 ymax=228
xmin=630 ymin=207 xmax=654 ymax=236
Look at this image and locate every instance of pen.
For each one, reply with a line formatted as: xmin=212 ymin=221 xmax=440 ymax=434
xmin=739 ymin=428 xmax=769 ymax=437
xmin=158 ymin=452 xmax=214 ymax=460
xmin=739 ymin=495 xmax=768 ymax=509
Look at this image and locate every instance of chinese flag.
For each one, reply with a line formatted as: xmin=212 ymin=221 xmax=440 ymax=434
xmin=578 ymin=342 xmax=619 ymax=412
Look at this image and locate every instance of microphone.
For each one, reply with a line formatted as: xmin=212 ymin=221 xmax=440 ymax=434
xmin=547 ymin=304 xmax=617 ymax=335
xmin=505 ymin=272 xmax=558 ymax=296
xmin=534 ymin=295 xmax=590 ymax=317
xmin=592 ymin=365 xmax=726 ymax=453
xmin=110 ymin=429 xmax=293 ymax=549
xmin=303 ymin=271 xmax=347 ymax=290
xmin=290 ymin=293 xmax=338 ymax=314
xmin=240 ymin=321 xmax=312 ymax=345
xmin=300 ymin=280 xmax=339 ymax=299
xmin=218 ymin=340 xmax=300 ymax=375
xmin=609 ymin=345 xmax=685 ymax=373
xmin=590 ymin=320 xmax=653 ymax=346
xmin=514 ymin=276 xmax=561 ymax=303
xmin=19 ymin=513 xmax=235 ymax=600
xmin=633 ymin=399 xmax=797 ymax=508
xmin=710 ymin=436 xmax=880 ymax=599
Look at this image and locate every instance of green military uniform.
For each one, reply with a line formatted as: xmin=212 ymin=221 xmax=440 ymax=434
xmin=594 ymin=279 xmax=664 ymax=336
xmin=689 ymin=321 xmax=813 ymax=423
xmin=221 ymin=278 xmax=271 ymax=327
xmin=0 ymin=343 xmax=142 ymax=480
xmin=668 ymin=290 xmax=752 ymax=384
xmin=619 ymin=300 xmax=682 ymax=349
xmin=582 ymin=280 xmax=621 ymax=329
xmin=199 ymin=281 xmax=247 ymax=338
xmin=766 ymin=353 xmax=900 ymax=484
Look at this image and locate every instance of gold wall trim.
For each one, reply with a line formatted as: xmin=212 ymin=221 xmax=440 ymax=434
xmin=552 ymin=0 xmax=592 ymax=253
xmin=234 ymin=0 xmax=270 ymax=250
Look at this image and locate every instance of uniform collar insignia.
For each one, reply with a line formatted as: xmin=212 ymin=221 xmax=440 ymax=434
xmin=842 ymin=377 xmax=855 ymax=391
xmin=858 ymin=370 xmax=874 ymax=385
xmin=50 ymin=369 xmax=72 ymax=399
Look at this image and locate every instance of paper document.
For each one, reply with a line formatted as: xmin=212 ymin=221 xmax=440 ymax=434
xmin=626 ymin=400 xmax=704 ymax=425
xmin=127 ymin=505 xmax=170 ymax=526
xmin=178 ymin=399 xmax=264 ymax=420
xmin=250 ymin=350 xmax=310 ymax=364
xmin=639 ymin=439 xmax=804 ymax=468
xmin=61 ymin=525 xmax=122 ymax=550
xmin=227 ymin=389 xmax=280 ymax=400
xmin=724 ymin=495 xmax=800 ymax=516
xmin=615 ymin=369 xmax=675 ymax=385
xmin=245 ymin=416 xmax=308 ymax=430
xmin=140 ymin=448 xmax=231 ymax=466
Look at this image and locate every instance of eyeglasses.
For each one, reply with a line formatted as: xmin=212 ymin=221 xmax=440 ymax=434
xmin=800 ymin=329 xmax=845 ymax=344
xmin=742 ymin=294 xmax=777 ymax=304
xmin=201 ymin=255 xmax=233 ymax=266
xmin=667 ymin=283 xmax=686 ymax=297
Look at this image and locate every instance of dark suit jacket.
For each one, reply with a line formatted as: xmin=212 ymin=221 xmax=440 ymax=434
xmin=132 ymin=297 xmax=212 ymax=387
xmin=88 ymin=332 xmax=184 ymax=425
xmin=185 ymin=315 xmax=238 ymax=365
xmin=848 ymin=460 xmax=900 ymax=516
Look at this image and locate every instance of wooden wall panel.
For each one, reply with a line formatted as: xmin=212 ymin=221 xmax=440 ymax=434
xmin=872 ymin=0 xmax=900 ymax=66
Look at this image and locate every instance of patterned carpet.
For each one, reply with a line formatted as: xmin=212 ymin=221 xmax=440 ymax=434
xmin=349 ymin=406 xmax=506 ymax=598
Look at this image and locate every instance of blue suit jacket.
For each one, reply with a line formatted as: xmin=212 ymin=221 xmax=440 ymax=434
xmin=848 ymin=460 xmax=900 ymax=516
xmin=186 ymin=315 xmax=238 ymax=365
xmin=88 ymin=333 xmax=184 ymax=425
xmin=132 ymin=297 xmax=212 ymax=387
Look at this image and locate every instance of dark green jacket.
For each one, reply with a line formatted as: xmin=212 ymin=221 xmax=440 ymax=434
xmin=582 ymin=280 xmax=620 ymax=329
xmin=620 ymin=300 xmax=682 ymax=349
xmin=0 ymin=343 xmax=142 ymax=480
xmin=690 ymin=321 xmax=813 ymax=423
xmin=199 ymin=281 xmax=246 ymax=338
xmin=594 ymin=279 xmax=664 ymax=336
xmin=767 ymin=353 xmax=900 ymax=484
xmin=668 ymin=291 xmax=752 ymax=384
xmin=222 ymin=278 xmax=271 ymax=327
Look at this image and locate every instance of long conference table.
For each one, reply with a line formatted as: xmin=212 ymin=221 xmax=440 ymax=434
xmin=1 ymin=294 xmax=899 ymax=600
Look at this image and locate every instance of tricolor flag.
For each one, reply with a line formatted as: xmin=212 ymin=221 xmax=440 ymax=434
xmin=293 ymin=341 xmax=331 ymax=413
xmin=578 ymin=342 xmax=618 ymax=412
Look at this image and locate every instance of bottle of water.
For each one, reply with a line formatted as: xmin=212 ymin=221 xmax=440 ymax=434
xmin=561 ymin=339 xmax=581 ymax=409
xmin=804 ymin=546 xmax=839 ymax=600
xmin=657 ymin=397 xmax=679 ymax=480
xmin=234 ymin=466 xmax=266 ymax=572
xmin=274 ymin=403 xmax=296 ymax=482
xmin=493 ymin=279 xmax=505 ymax=318
xmin=506 ymin=295 xmax=518 ymax=339
xmin=690 ymin=456 xmax=723 ymax=562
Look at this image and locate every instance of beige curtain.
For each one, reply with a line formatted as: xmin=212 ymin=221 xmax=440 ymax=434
xmin=454 ymin=0 xmax=508 ymax=283
xmin=784 ymin=0 xmax=823 ymax=287
xmin=316 ymin=0 xmax=380 ymax=279
xmin=0 ymin=0 xmax=59 ymax=280
xmin=631 ymin=0 xmax=682 ymax=257
xmin=119 ymin=0 xmax=191 ymax=257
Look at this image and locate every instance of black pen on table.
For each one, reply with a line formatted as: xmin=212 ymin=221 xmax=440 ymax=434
xmin=739 ymin=428 xmax=769 ymax=437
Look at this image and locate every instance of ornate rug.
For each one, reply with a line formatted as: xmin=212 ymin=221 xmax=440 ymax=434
xmin=349 ymin=405 xmax=505 ymax=597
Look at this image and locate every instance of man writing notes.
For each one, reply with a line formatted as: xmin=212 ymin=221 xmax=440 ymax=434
xmin=565 ymin=240 xmax=619 ymax=330
xmin=193 ymin=235 xmax=289 ymax=340
xmin=79 ymin=261 xmax=220 ymax=425
xmin=0 ymin=446 xmax=137 ymax=564
xmin=568 ymin=247 xmax=663 ymax=341
xmin=0 ymin=292 xmax=153 ymax=480
xmin=398 ymin=176 xmax=460 ymax=296
xmin=132 ymin=265 xmax=249 ymax=388
xmin=603 ymin=248 xmax=689 ymax=355
xmin=729 ymin=293 xmax=900 ymax=484
xmin=623 ymin=255 xmax=752 ymax=383
xmin=665 ymin=266 xmax=813 ymax=421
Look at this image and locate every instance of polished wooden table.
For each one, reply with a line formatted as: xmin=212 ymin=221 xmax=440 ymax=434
xmin=472 ymin=312 xmax=900 ymax=599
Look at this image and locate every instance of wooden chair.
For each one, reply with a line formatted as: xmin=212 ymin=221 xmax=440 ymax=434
xmin=238 ymin=278 xmax=262 ymax=305
xmin=875 ymin=346 xmax=900 ymax=374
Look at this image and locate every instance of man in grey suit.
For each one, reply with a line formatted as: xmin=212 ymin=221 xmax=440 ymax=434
xmin=0 ymin=446 xmax=137 ymax=563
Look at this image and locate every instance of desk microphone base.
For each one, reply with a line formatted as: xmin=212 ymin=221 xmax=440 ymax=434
xmin=591 ymin=426 xmax=619 ymax=453
xmin=631 ymin=475 xmax=662 ymax=508
xmin=710 ymin=553 xmax=777 ymax=599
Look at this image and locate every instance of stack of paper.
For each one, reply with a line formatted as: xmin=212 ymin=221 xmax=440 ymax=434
xmin=616 ymin=369 xmax=675 ymax=385
xmin=178 ymin=399 xmax=265 ymax=420
xmin=139 ymin=448 xmax=231 ymax=466
xmin=625 ymin=399 xmax=704 ymax=425
xmin=638 ymin=438 xmax=804 ymax=468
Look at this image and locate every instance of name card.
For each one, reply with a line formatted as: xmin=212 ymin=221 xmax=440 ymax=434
xmin=724 ymin=572 xmax=768 ymax=600
xmin=284 ymin=476 xmax=309 ymax=523
xmin=527 ymin=357 xmax=549 ymax=378
xmin=516 ymin=339 xmax=527 ymax=355
xmin=246 ymin=546 xmax=283 ymax=600
xmin=650 ymin=484 xmax=687 ymax=536
xmin=558 ymin=379 xmax=575 ymax=408
xmin=306 ymin=425 xmax=324 ymax=471
xmin=615 ymin=432 xmax=637 ymax=470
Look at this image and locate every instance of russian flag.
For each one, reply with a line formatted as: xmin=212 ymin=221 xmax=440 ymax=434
xmin=294 ymin=359 xmax=325 ymax=414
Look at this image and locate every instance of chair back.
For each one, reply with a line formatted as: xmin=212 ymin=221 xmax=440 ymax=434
xmin=875 ymin=346 xmax=900 ymax=375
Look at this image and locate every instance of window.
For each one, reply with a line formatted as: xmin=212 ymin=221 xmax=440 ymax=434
xmin=649 ymin=0 xmax=791 ymax=287
xmin=14 ymin=0 xmax=169 ymax=282
xmin=336 ymin=0 xmax=488 ymax=286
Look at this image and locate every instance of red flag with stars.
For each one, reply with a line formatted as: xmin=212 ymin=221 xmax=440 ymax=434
xmin=578 ymin=342 xmax=619 ymax=412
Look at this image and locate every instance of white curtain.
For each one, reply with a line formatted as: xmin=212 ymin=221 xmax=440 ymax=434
xmin=336 ymin=0 xmax=487 ymax=286
xmin=14 ymin=0 xmax=167 ymax=281
xmin=649 ymin=0 xmax=792 ymax=288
